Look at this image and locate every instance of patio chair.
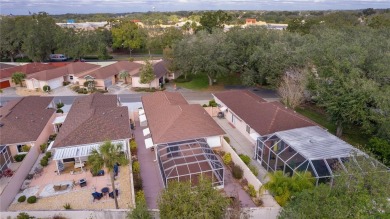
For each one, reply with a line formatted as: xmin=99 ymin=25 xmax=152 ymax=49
xmin=109 ymin=189 xmax=119 ymax=199
xmin=92 ymin=192 xmax=103 ymax=201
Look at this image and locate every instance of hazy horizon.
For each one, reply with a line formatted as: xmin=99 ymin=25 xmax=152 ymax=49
xmin=1 ymin=0 xmax=389 ymax=15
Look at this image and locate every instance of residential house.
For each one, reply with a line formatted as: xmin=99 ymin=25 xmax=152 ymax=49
xmin=132 ymin=60 xmax=171 ymax=88
xmin=50 ymin=93 xmax=131 ymax=173
xmin=141 ymin=91 xmax=225 ymax=187
xmin=25 ymin=62 xmax=100 ymax=90
xmin=0 ymin=63 xmax=65 ymax=89
xmin=0 ymin=63 xmax=15 ymax=70
xmin=76 ymin=61 xmax=143 ymax=90
xmin=0 ymin=96 xmax=56 ymax=210
xmin=213 ymin=90 xmax=316 ymax=144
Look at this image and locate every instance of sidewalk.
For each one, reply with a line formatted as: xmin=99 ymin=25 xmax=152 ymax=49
xmin=213 ymin=118 xmax=269 ymax=183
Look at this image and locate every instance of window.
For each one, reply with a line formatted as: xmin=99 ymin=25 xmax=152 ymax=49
xmin=246 ymin=125 xmax=250 ymax=133
xmin=17 ymin=145 xmax=24 ymax=153
xmin=69 ymin=76 xmax=74 ymax=80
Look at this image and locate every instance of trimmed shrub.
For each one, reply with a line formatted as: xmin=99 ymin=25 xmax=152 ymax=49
xmin=132 ymin=161 xmax=140 ymax=174
xmin=239 ymin=154 xmax=251 ymax=165
xmin=18 ymin=195 xmax=26 ymax=203
xmin=40 ymin=143 xmax=47 ymax=153
xmin=22 ymin=145 xmax=31 ymax=152
xmin=27 ymin=196 xmax=37 ymax=204
xmin=56 ymin=108 xmax=64 ymax=113
xmin=219 ymin=150 xmax=226 ymax=157
xmin=202 ymin=104 xmax=208 ymax=107
xmin=14 ymin=154 xmax=26 ymax=162
xmin=83 ymin=89 xmax=88 ymax=94
xmin=72 ymin=85 xmax=80 ymax=91
xmin=232 ymin=165 xmax=243 ymax=179
xmin=223 ymin=136 xmax=230 ymax=144
xmin=248 ymin=184 xmax=257 ymax=197
xmin=49 ymin=133 xmax=57 ymax=141
xmin=63 ymin=81 xmax=71 ymax=86
xmin=16 ymin=212 xmax=33 ymax=219
xmin=130 ymin=140 xmax=137 ymax=155
xmin=129 ymin=57 xmax=135 ymax=62
xmin=208 ymin=99 xmax=217 ymax=107
xmin=43 ymin=85 xmax=51 ymax=92
xmin=40 ymin=157 xmax=48 ymax=167
xmin=249 ymin=164 xmax=259 ymax=176
xmin=56 ymin=102 xmax=64 ymax=109
xmin=133 ymin=175 xmax=143 ymax=191
xmin=223 ymin=153 xmax=232 ymax=166
xmin=45 ymin=151 xmax=52 ymax=158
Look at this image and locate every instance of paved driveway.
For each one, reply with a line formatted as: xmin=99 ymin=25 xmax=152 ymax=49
xmin=48 ymin=86 xmax=80 ymax=96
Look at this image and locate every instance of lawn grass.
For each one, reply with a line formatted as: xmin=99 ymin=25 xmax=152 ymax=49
xmin=175 ymin=74 xmax=209 ymax=90
xmin=296 ymin=106 xmax=369 ymax=147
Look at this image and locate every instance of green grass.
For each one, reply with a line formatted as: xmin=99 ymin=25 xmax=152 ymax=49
xmin=175 ymin=74 xmax=209 ymax=90
xmin=296 ymin=106 xmax=369 ymax=147
xmin=216 ymin=73 xmax=242 ymax=86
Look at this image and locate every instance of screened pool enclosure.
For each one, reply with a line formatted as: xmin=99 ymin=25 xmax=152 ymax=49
xmin=156 ymin=138 xmax=224 ymax=188
xmin=255 ymin=126 xmax=387 ymax=185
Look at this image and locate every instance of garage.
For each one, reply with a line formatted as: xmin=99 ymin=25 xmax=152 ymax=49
xmin=47 ymin=77 xmax=64 ymax=89
xmin=104 ymin=77 xmax=112 ymax=88
xmin=0 ymin=80 xmax=10 ymax=89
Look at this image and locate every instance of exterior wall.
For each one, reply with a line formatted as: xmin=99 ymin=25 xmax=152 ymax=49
xmin=203 ymin=106 xmax=220 ymax=117
xmin=25 ymin=79 xmax=34 ymax=90
xmin=214 ymin=96 xmax=259 ymax=144
xmin=131 ymin=76 xmax=159 ymax=88
xmin=47 ymin=77 xmax=64 ymax=89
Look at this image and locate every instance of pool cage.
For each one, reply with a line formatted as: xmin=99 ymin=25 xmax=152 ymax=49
xmin=156 ymin=138 xmax=224 ymax=188
xmin=255 ymin=126 xmax=388 ymax=186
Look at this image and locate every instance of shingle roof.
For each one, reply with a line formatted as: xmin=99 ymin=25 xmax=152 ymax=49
xmin=53 ymin=93 xmax=131 ymax=148
xmin=0 ymin=63 xmax=15 ymax=70
xmin=142 ymin=91 xmax=225 ymax=144
xmin=134 ymin=60 xmax=168 ymax=78
xmin=0 ymin=96 xmax=55 ymax=145
xmin=213 ymin=90 xmax=316 ymax=136
xmin=0 ymin=63 xmax=63 ymax=79
xmin=77 ymin=61 xmax=143 ymax=79
xmin=27 ymin=62 xmax=100 ymax=81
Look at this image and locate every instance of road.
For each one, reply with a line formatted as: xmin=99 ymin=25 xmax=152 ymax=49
xmin=0 ymin=92 xmax=213 ymax=106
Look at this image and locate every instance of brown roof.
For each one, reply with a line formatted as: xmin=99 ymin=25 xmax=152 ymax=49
xmin=0 ymin=96 xmax=55 ymax=145
xmin=142 ymin=91 xmax=225 ymax=144
xmin=0 ymin=63 xmax=61 ymax=79
xmin=27 ymin=62 xmax=100 ymax=81
xmin=0 ymin=63 xmax=15 ymax=69
xmin=77 ymin=61 xmax=143 ymax=79
xmin=213 ymin=90 xmax=316 ymax=136
xmin=53 ymin=93 xmax=131 ymax=148
xmin=133 ymin=60 xmax=168 ymax=78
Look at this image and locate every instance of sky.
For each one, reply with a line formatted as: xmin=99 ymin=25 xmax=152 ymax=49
xmin=1 ymin=0 xmax=389 ymax=15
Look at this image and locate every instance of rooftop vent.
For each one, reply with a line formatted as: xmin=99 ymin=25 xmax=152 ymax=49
xmin=0 ymin=123 xmax=4 ymax=127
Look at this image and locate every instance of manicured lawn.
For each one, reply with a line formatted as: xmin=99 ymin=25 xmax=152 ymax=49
xmin=296 ymin=106 xmax=369 ymax=147
xmin=175 ymin=74 xmax=209 ymax=90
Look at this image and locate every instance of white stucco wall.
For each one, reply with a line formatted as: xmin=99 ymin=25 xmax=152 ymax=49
xmin=131 ymin=76 xmax=160 ymax=88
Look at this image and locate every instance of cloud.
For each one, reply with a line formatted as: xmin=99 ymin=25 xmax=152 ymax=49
xmin=1 ymin=0 xmax=389 ymax=15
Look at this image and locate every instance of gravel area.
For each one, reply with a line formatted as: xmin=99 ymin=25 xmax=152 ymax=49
xmin=8 ymin=166 xmax=133 ymax=210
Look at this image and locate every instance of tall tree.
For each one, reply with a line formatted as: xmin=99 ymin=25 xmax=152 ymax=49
xmin=139 ymin=60 xmax=155 ymax=89
xmin=88 ymin=141 xmax=129 ymax=209
xmin=198 ymin=10 xmax=231 ymax=33
xmin=0 ymin=17 xmax=24 ymax=62
xmin=278 ymin=68 xmax=308 ymax=109
xmin=111 ymin=21 xmax=146 ymax=57
xmin=11 ymin=72 xmax=26 ymax=87
xmin=158 ymin=178 xmax=230 ymax=219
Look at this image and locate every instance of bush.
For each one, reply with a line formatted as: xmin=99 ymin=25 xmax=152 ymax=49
xmin=62 ymin=81 xmax=71 ymax=86
xmin=49 ymin=133 xmax=57 ymax=141
xmin=14 ymin=154 xmax=26 ymax=162
xmin=27 ymin=196 xmax=37 ymax=204
xmin=239 ymin=154 xmax=251 ymax=165
xmin=83 ymin=89 xmax=88 ymax=94
xmin=241 ymin=178 xmax=248 ymax=187
xmin=208 ymin=99 xmax=218 ymax=107
xmin=43 ymin=85 xmax=51 ymax=92
xmin=46 ymin=151 xmax=52 ymax=158
xmin=223 ymin=136 xmax=230 ymax=144
xmin=22 ymin=145 xmax=31 ymax=152
xmin=56 ymin=108 xmax=64 ymax=113
xmin=129 ymin=57 xmax=135 ymax=62
xmin=232 ymin=165 xmax=243 ymax=179
xmin=72 ymin=85 xmax=80 ymax=91
xmin=174 ymin=74 xmax=192 ymax=83
xmin=248 ymin=184 xmax=257 ymax=197
xmin=96 ymin=89 xmax=108 ymax=93
xmin=16 ymin=212 xmax=34 ymax=219
xmin=223 ymin=153 xmax=232 ymax=165
xmin=40 ymin=157 xmax=48 ymax=167
xmin=40 ymin=143 xmax=47 ymax=153
xmin=130 ymin=140 xmax=137 ymax=155
xmin=63 ymin=203 xmax=72 ymax=210
xmin=219 ymin=150 xmax=226 ymax=157
xmin=132 ymin=161 xmax=140 ymax=174
xmin=18 ymin=195 xmax=26 ymax=203
xmin=133 ymin=174 xmax=143 ymax=191
xmin=202 ymin=104 xmax=208 ymax=107
xmin=56 ymin=102 xmax=64 ymax=109
xmin=249 ymin=165 xmax=259 ymax=176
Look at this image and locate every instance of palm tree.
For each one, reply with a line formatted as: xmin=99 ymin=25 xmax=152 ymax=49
xmin=11 ymin=72 xmax=26 ymax=87
xmin=119 ymin=70 xmax=130 ymax=84
xmin=88 ymin=140 xmax=129 ymax=209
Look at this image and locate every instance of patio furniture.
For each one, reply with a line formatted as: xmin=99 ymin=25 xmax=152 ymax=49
xmin=217 ymin=112 xmax=224 ymax=119
xmin=79 ymin=178 xmax=87 ymax=187
xmin=34 ymin=167 xmax=43 ymax=178
xmin=101 ymin=187 xmax=109 ymax=196
xmin=92 ymin=192 xmax=103 ymax=201
xmin=74 ymin=162 xmax=85 ymax=169
xmin=109 ymin=189 xmax=119 ymax=199
xmin=91 ymin=169 xmax=104 ymax=177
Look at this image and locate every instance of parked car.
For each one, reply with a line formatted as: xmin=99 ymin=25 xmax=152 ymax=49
xmin=50 ymin=54 xmax=68 ymax=61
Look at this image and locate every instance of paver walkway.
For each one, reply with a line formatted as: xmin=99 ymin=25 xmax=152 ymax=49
xmin=133 ymin=113 xmax=164 ymax=209
xmin=213 ymin=118 xmax=269 ymax=183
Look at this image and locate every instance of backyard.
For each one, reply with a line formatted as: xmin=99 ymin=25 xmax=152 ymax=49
xmin=8 ymin=157 xmax=133 ymax=211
